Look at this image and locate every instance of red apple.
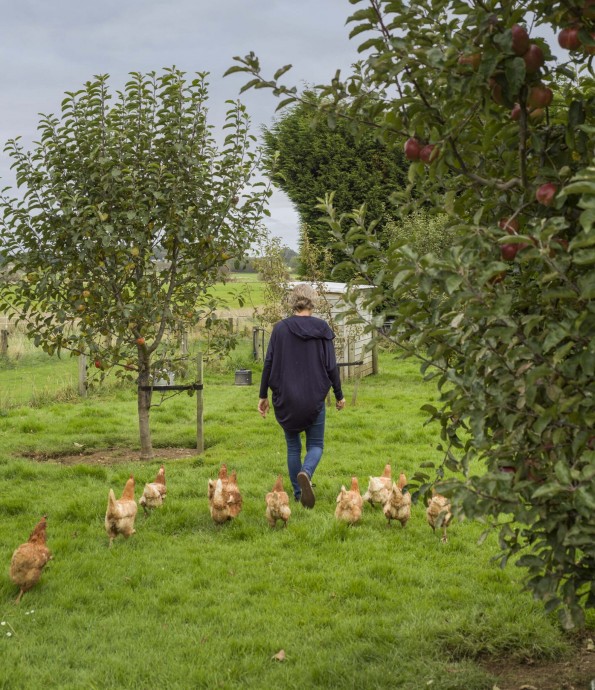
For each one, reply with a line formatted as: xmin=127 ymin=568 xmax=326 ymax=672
xmin=511 ymin=24 xmax=530 ymax=56
xmin=510 ymin=103 xmax=521 ymax=121
xmin=458 ymin=53 xmax=481 ymax=70
xmin=501 ymin=243 xmax=520 ymax=261
xmin=419 ymin=144 xmax=438 ymax=164
xmin=136 ymin=337 xmax=146 ymax=346
xmin=499 ymin=217 xmax=520 ymax=234
xmin=94 ymin=359 xmax=102 ymax=369
xmin=536 ymin=182 xmax=558 ymax=206
xmin=528 ymin=84 xmax=553 ymax=108
xmin=403 ymin=137 xmax=422 ymax=161
xmin=523 ymin=44 xmax=545 ymax=74
xmin=528 ymin=108 xmax=545 ymax=122
xmin=499 ymin=466 xmax=516 ymax=474
xmin=558 ymin=27 xmax=581 ymax=50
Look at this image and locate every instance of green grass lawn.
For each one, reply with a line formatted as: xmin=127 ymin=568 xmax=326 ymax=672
xmin=0 ymin=350 xmax=590 ymax=689
xmin=0 ymin=350 xmax=79 ymax=408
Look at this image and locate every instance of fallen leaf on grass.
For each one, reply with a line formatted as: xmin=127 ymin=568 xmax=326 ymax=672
xmin=271 ymin=650 xmax=286 ymax=662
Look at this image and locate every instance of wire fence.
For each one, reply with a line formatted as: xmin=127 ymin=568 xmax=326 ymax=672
xmin=0 ymin=312 xmax=268 ymax=411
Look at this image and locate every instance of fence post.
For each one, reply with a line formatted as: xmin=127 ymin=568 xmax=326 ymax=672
xmin=372 ymin=343 xmax=379 ymax=375
xmin=196 ymin=351 xmax=204 ymax=454
xmin=0 ymin=330 xmax=8 ymax=357
xmin=351 ymin=365 xmax=363 ymax=407
xmin=253 ymin=327 xmax=264 ymax=362
xmin=78 ymin=354 xmax=87 ymax=397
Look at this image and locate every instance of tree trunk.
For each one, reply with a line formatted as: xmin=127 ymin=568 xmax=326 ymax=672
xmin=137 ymin=351 xmax=153 ymax=460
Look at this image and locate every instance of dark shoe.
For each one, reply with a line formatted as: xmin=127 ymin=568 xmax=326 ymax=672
xmin=297 ymin=472 xmax=315 ymax=509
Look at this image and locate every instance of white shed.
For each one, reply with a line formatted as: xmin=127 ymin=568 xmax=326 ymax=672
xmin=286 ymin=281 xmax=378 ymax=382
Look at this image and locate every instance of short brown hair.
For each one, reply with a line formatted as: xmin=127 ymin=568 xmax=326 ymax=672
xmin=288 ymin=283 xmax=318 ymax=313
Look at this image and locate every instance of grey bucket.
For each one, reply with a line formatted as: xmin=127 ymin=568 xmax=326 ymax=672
xmin=234 ymin=369 xmax=252 ymax=386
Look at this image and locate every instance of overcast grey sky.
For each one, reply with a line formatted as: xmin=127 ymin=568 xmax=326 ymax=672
xmin=0 ymin=0 xmax=361 ymax=250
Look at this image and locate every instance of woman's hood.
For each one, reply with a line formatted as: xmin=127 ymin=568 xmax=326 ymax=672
xmin=284 ymin=316 xmax=335 ymax=341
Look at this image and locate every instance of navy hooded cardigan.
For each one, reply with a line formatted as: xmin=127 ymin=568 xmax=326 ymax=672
xmin=259 ymin=316 xmax=344 ymax=433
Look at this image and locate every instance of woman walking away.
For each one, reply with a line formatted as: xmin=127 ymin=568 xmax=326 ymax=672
xmin=258 ymin=284 xmax=346 ymax=508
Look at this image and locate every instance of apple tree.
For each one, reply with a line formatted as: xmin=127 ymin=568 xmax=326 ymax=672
xmin=0 ymin=69 xmax=269 ymax=459
xmin=227 ymin=1 xmax=595 ymax=626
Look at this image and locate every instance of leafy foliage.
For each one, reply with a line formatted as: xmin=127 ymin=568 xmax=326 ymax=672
xmin=0 ymin=69 xmax=269 ymax=458
xmin=254 ymin=236 xmax=291 ymax=326
xmin=385 ymin=210 xmax=452 ymax=259
xmin=227 ymin=1 xmax=595 ymax=626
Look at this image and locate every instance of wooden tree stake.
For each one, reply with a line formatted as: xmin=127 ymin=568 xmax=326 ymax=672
xmin=0 ymin=329 xmax=8 ymax=357
xmin=78 ymin=354 xmax=87 ymax=397
xmin=196 ymin=351 xmax=204 ymax=453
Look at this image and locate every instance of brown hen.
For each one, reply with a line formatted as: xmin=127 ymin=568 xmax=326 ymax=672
xmin=265 ymin=475 xmax=291 ymax=528
xmin=10 ymin=516 xmax=52 ymax=604
xmin=139 ymin=464 xmax=167 ymax=516
xmin=335 ymin=477 xmax=364 ymax=525
xmin=383 ymin=478 xmax=412 ymax=528
xmin=105 ymin=475 xmax=138 ymax=546
xmin=426 ymin=490 xmax=452 ymax=543
xmin=362 ymin=463 xmax=392 ymax=506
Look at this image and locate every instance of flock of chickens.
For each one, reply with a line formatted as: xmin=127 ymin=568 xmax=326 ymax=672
xmin=8 ymin=462 xmax=452 ymax=604
xmin=336 ymin=464 xmax=452 ymax=542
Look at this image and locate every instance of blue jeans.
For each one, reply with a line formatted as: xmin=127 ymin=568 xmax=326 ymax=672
xmin=284 ymin=405 xmax=326 ymax=499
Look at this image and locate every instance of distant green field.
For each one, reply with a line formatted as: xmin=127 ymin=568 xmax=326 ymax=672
xmin=1 ymin=274 xmax=267 ymax=315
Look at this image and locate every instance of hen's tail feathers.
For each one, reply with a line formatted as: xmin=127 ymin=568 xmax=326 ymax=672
xmin=272 ymin=474 xmax=284 ymax=492
xmin=121 ymin=475 xmax=135 ymax=501
xmin=28 ymin=516 xmax=48 ymax=545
